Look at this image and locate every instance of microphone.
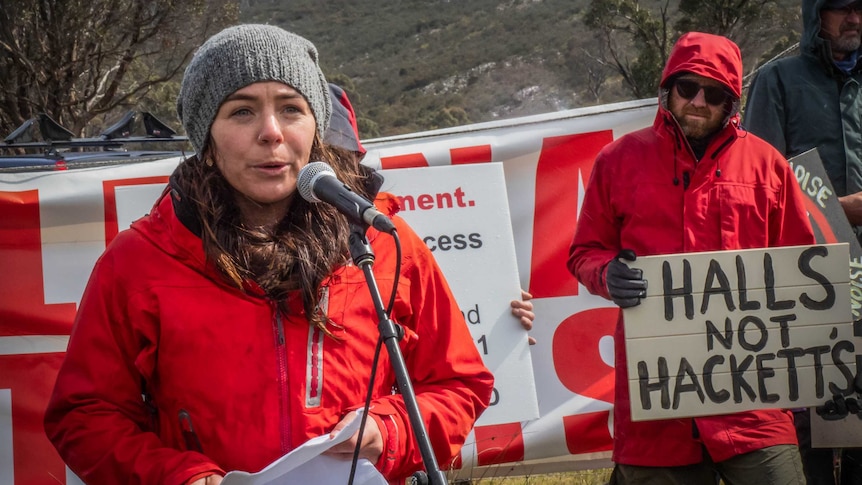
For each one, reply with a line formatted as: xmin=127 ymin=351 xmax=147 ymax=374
xmin=297 ymin=161 xmax=396 ymax=234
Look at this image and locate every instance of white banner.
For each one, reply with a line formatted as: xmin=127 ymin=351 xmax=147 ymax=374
xmin=0 ymin=98 xmax=659 ymax=483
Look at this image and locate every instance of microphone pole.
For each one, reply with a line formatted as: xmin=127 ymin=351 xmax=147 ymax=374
xmin=347 ymin=223 xmax=448 ymax=485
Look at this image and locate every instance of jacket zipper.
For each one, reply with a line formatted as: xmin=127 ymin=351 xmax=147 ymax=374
xmin=273 ymin=308 xmax=291 ymax=452
xmin=178 ymin=409 xmax=203 ymax=452
xmin=666 ymin=110 xmax=736 ymax=190
xmin=306 ymin=287 xmax=328 ymax=408
xmin=141 ymin=377 xmax=159 ymax=433
xmin=306 ymin=325 xmax=324 ymax=407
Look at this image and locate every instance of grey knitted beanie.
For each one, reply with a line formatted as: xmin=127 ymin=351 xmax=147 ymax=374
xmin=177 ymin=24 xmax=332 ymax=155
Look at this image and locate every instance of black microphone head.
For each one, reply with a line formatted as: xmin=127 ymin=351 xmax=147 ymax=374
xmin=297 ymin=161 xmax=336 ymax=203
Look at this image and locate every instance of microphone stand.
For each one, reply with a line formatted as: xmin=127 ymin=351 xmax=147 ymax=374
xmin=347 ymin=224 xmax=448 ymax=485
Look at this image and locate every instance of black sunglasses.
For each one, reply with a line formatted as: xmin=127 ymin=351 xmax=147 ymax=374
xmin=674 ymin=79 xmax=730 ymax=106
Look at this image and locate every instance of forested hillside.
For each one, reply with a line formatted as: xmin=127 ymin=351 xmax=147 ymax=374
xmin=0 ymin=1 xmax=803 ymax=139
xmin=240 ymin=0 xmax=802 ymax=137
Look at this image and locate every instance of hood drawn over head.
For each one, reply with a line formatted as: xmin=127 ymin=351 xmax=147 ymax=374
xmin=803 ymin=0 xmax=862 ymax=60
xmin=660 ymin=32 xmax=742 ymax=99
xmin=803 ymin=0 xmax=829 ymax=54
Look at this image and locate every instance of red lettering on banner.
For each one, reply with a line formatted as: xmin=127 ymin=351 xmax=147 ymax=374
xmin=380 ymin=153 xmax=429 ymax=169
xmin=553 ymin=307 xmax=617 ymax=404
xmin=0 ymin=191 xmax=77 ymax=336
xmin=802 ymin=196 xmax=838 ymax=244
xmin=473 ymin=422 xmax=525 ymax=466
xmin=1 ymin=353 xmax=68 ymax=485
xmin=397 ymin=187 xmax=472 ymax=211
xmin=562 ymin=410 xmax=614 ymax=455
xmin=103 ymin=177 xmax=169 ymax=246
xmin=528 ymin=131 xmax=612 ymax=299
xmin=0 ymin=191 xmax=77 ymax=484
xmin=451 ymin=145 xmax=492 ymax=165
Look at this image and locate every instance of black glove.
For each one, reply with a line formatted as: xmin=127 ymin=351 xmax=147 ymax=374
xmin=816 ymin=394 xmax=858 ymax=421
xmin=606 ymin=249 xmax=647 ymax=308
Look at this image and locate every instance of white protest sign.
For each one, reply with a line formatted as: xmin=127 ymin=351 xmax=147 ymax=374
xmin=787 ymin=150 xmax=862 ymax=448
xmin=380 ymin=163 xmax=539 ymax=426
xmin=623 ymin=244 xmax=858 ymax=421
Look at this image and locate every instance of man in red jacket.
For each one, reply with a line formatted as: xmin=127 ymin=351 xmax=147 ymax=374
xmin=568 ymin=32 xmax=813 ymax=484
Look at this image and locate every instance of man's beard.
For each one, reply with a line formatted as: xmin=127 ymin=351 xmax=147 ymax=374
xmin=831 ymin=28 xmax=861 ymax=55
xmin=677 ymin=112 xmax=723 ymax=141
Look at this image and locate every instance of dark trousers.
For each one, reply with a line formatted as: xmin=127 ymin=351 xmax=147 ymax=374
xmin=609 ymin=444 xmax=805 ymax=485
xmin=795 ymin=408 xmax=862 ymax=485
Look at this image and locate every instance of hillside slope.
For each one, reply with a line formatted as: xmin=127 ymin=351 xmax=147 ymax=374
xmin=241 ymin=0 xmax=801 ymax=137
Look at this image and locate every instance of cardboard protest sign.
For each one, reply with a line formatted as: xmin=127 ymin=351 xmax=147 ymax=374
xmin=381 ymin=164 xmax=538 ymax=426
xmin=788 ymin=149 xmax=862 ymax=448
xmin=623 ymin=244 xmax=858 ymax=421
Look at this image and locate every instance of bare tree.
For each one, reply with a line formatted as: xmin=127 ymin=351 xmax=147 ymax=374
xmin=582 ymin=0 xmax=797 ymax=100
xmin=675 ymin=0 xmax=796 ymax=74
xmin=575 ymin=41 xmax=618 ymax=104
xmin=584 ymin=0 xmax=674 ymax=99
xmin=0 ymin=0 xmax=238 ymax=137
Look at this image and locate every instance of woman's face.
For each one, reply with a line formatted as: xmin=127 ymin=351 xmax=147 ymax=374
xmin=209 ymin=81 xmax=317 ymax=222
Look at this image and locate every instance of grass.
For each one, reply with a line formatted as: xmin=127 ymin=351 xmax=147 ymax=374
xmin=460 ymin=468 xmax=613 ymax=484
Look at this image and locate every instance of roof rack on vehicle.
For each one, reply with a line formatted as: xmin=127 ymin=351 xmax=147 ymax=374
xmin=0 ymin=111 xmax=188 ymax=152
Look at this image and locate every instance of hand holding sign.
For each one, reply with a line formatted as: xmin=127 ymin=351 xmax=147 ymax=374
xmin=606 ymin=249 xmax=647 ymax=308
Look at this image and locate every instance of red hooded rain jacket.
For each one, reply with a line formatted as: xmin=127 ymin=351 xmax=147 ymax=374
xmin=568 ymin=32 xmax=815 ymax=466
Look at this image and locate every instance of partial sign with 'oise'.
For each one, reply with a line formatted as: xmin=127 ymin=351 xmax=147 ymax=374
xmin=787 ymin=149 xmax=862 ymax=448
xmin=622 ymin=243 xmax=859 ymax=421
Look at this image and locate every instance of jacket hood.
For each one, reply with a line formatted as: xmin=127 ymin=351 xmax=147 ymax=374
xmin=660 ymin=32 xmax=742 ymax=99
xmin=132 ymin=186 xmax=216 ymax=282
xmin=802 ymin=0 xmax=829 ymax=56
xmin=802 ymin=0 xmax=862 ymax=63
xmin=324 ymin=83 xmax=366 ymax=156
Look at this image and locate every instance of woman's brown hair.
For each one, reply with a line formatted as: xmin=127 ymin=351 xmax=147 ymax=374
xmin=171 ymin=133 xmax=375 ymax=331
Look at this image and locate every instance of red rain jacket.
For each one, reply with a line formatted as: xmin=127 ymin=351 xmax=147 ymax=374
xmin=44 ymin=189 xmax=493 ymax=484
xmin=568 ymin=32 xmax=815 ymax=466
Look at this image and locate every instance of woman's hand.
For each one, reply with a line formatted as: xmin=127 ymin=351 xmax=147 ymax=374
xmin=189 ymin=475 xmax=222 ymax=485
xmin=324 ymin=411 xmax=383 ymax=463
xmin=511 ymin=289 xmax=536 ymax=345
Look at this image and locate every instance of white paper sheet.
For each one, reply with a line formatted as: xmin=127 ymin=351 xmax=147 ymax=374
xmin=221 ymin=411 xmax=387 ymax=485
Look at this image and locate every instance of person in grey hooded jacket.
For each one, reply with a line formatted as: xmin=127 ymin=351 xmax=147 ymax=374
xmin=744 ymin=1 xmax=862 ymax=483
xmin=745 ymin=0 xmax=862 ymax=246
